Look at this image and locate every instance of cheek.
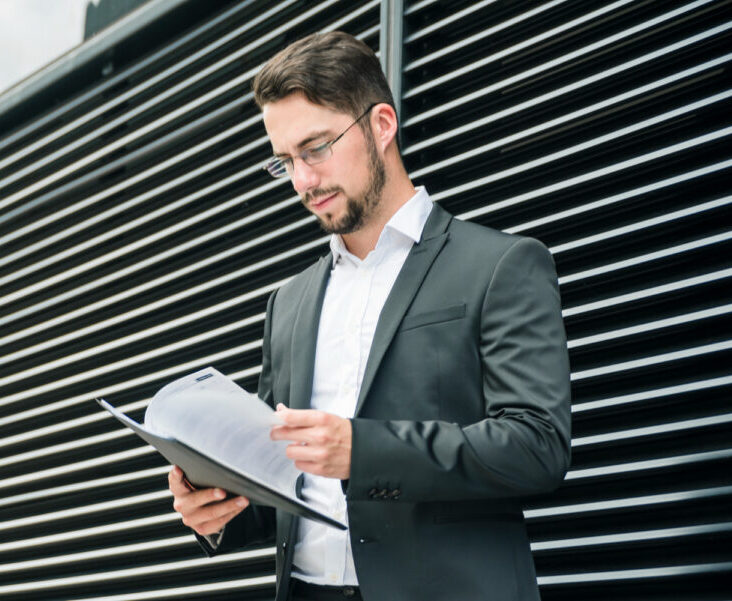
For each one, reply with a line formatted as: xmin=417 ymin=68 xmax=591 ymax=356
xmin=342 ymin=156 xmax=371 ymax=192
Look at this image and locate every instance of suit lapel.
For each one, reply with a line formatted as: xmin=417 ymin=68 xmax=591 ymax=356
xmin=354 ymin=204 xmax=452 ymax=416
xmin=289 ymin=255 xmax=331 ymax=410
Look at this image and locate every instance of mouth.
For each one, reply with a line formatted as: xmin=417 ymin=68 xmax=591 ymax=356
xmin=309 ymin=192 xmax=338 ymax=211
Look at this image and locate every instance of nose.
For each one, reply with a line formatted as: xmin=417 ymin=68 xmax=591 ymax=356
xmin=291 ymin=157 xmax=320 ymax=196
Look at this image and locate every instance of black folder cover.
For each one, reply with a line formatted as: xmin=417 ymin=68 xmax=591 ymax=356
xmin=98 ymin=399 xmax=346 ymax=530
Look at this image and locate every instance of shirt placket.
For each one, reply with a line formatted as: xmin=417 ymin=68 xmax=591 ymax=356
xmin=336 ymin=260 xmax=375 ymax=418
xmin=324 ymin=490 xmax=348 ymax=583
xmin=325 ymin=256 xmax=377 ymax=583
xmin=354 ymin=259 xmax=377 ymax=397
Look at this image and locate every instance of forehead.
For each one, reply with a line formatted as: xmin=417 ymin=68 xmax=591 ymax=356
xmin=262 ymin=93 xmax=350 ymax=152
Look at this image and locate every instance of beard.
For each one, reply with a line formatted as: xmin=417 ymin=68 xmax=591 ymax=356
xmin=304 ymin=130 xmax=386 ymax=235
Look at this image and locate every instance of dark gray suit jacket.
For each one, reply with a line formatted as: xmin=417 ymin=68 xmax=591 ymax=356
xmin=200 ymin=203 xmax=571 ymax=601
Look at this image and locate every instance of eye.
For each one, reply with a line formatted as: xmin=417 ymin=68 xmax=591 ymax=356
xmin=303 ymin=142 xmax=331 ymax=163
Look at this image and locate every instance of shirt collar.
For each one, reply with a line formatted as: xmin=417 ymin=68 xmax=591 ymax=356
xmin=330 ymin=186 xmax=433 ymax=266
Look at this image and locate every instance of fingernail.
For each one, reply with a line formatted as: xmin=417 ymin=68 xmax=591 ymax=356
xmin=214 ymin=489 xmax=226 ymax=499
xmin=276 ymin=403 xmax=285 ymax=411
xmin=235 ymin=497 xmax=247 ymax=507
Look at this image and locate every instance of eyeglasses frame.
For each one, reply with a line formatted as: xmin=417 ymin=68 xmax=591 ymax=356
xmin=262 ymin=103 xmax=379 ymax=178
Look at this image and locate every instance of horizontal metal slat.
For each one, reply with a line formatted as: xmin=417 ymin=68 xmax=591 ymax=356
xmin=538 ymin=561 xmax=732 ymax=585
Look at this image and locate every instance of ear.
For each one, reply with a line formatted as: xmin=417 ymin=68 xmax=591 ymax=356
xmin=370 ymin=103 xmax=398 ymax=152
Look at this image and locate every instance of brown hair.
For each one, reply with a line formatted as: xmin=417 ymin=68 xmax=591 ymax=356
xmin=252 ymin=31 xmax=396 ymax=123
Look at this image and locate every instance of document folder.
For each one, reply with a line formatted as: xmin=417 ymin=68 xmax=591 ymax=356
xmin=98 ymin=399 xmax=346 ymax=530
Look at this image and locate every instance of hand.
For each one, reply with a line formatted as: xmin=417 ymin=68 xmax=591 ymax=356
xmin=168 ymin=466 xmax=249 ymax=536
xmin=270 ymin=404 xmax=352 ymax=480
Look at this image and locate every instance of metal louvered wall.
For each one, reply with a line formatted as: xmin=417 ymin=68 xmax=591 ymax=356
xmin=0 ymin=1 xmax=730 ymax=599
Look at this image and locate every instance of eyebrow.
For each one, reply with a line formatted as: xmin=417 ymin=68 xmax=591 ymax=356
xmin=273 ymin=129 xmax=333 ymax=158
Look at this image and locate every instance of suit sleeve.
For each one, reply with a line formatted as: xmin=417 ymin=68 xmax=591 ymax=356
xmin=194 ymin=291 xmax=279 ymax=556
xmin=346 ymin=237 xmax=571 ymax=502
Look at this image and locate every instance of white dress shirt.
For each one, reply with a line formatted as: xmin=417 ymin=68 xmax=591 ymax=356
xmin=292 ymin=187 xmax=433 ymax=585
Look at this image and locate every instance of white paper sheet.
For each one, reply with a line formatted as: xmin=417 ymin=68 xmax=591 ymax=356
xmin=144 ymin=367 xmax=300 ymax=497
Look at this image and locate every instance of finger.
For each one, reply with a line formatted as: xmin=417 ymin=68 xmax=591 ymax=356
xmin=276 ymin=408 xmax=327 ymax=427
xmin=293 ymin=459 xmax=349 ymax=480
xmin=169 ymin=468 xmax=206 ymax=502
xmin=293 ymin=460 xmax=325 ymax=476
xmin=270 ymin=425 xmax=315 ymax=443
xmin=180 ymin=495 xmax=249 ymax=530
xmin=194 ymin=505 xmax=247 ymax=536
xmin=285 ymin=443 xmax=327 ymax=463
xmin=173 ymin=486 xmax=226 ymax=515
xmin=168 ymin=466 xmax=192 ymax=495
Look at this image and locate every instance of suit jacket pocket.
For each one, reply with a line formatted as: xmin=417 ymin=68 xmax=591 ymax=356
xmin=399 ymin=303 xmax=466 ymax=332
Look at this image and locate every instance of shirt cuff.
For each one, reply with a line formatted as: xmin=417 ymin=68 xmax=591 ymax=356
xmin=201 ymin=527 xmax=225 ymax=549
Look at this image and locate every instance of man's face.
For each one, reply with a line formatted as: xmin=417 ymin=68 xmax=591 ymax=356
xmin=262 ymin=93 xmax=385 ymax=234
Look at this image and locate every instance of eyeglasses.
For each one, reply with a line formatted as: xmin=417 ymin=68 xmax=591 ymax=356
xmin=263 ymin=103 xmax=377 ymax=178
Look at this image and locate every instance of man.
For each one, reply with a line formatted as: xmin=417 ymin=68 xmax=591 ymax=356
xmin=169 ymin=31 xmax=571 ymax=601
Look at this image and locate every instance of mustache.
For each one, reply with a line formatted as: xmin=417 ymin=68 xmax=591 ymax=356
xmin=303 ymin=187 xmax=343 ymax=205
